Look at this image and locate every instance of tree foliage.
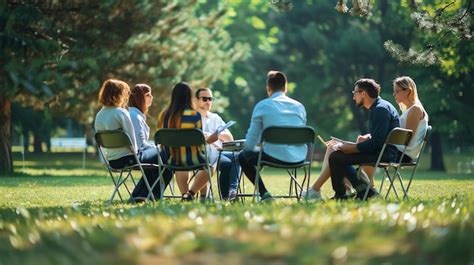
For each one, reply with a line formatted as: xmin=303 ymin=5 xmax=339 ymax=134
xmin=0 ymin=0 xmax=247 ymax=173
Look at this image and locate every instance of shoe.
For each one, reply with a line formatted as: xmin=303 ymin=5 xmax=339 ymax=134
xmin=301 ymin=188 xmax=321 ymax=201
xmin=181 ymin=191 xmax=194 ymax=201
xmin=127 ymin=197 xmax=146 ymax=204
xmin=330 ymin=194 xmax=349 ymax=200
xmin=345 ymin=187 xmax=357 ymax=198
xmin=261 ymin=191 xmax=274 ymax=202
xmin=228 ymin=189 xmax=238 ymax=202
xmin=354 ymin=184 xmax=380 ymax=200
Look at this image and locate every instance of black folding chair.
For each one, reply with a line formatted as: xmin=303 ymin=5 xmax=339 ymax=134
xmin=358 ymin=127 xmax=413 ymax=200
xmin=154 ymin=128 xmax=214 ymax=201
xmin=384 ymin=125 xmax=432 ymax=199
xmin=254 ymin=126 xmax=315 ymax=202
xmin=95 ymin=130 xmax=158 ymax=203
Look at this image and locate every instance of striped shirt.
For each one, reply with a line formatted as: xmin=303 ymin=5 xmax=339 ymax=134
xmin=158 ymin=109 xmax=206 ymax=167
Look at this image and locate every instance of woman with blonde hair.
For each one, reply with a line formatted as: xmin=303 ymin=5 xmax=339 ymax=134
xmin=392 ymin=76 xmax=429 ymax=162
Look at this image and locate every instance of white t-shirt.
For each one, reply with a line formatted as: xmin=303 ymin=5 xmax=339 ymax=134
xmin=397 ymin=105 xmax=428 ymax=159
xmin=201 ymin=112 xmax=229 ymax=166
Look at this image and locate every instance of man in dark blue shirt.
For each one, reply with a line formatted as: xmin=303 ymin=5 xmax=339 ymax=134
xmin=329 ymin=78 xmax=400 ymax=200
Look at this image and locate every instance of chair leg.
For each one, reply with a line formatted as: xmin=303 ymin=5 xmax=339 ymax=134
xmin=384 ymin=168 xmax=400 ymax=200
xmin=109 ymin=172 xmax=125 ymax=203
xmin=404 ymin=164 xmax=419 ymax=200
xmin=396 ymin=171 xmax=409 ymax=200
xmin=206 ymin=165 xmax=214 ymax=202
xmin=254 ymin=166 xmax=261 ymax=202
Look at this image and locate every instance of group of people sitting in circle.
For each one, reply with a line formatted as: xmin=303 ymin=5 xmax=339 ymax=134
xmin=94 ymin=70 xmax=428 ymax=203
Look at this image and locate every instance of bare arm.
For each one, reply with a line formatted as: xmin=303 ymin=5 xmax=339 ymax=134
xmin=219 ymin=130 xmax=234 ymax=142
xmin=405 ymin=105 xmax=424 ymax=139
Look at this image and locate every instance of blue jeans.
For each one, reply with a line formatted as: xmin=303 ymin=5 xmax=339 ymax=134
xmin=218 ymin=151 xmax=241 ymax=199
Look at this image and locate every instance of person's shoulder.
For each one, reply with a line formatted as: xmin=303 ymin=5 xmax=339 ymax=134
xmin=183 ymin=109 xmax=200 ymax=116
xmin=407 ymin=104 xmax=424 ymax=119
xmin=207 ymin=111 xmax=221 ymax=119
xmin=116 ymin=107 xmax=131 ymax=116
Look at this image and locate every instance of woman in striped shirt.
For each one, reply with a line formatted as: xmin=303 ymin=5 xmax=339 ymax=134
xmin=158 ymin=82 xmax=218 ymax=201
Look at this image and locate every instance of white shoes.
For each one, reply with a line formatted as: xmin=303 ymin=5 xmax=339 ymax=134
xmin=302 ymin=188 xmax=322 ymax=201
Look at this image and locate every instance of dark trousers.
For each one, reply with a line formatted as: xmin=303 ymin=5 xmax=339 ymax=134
xmin=218 ymin=151 xmax=241 ymax=199
xmin=109 ymin=146 xmax=173 ymax=200
xmin=328 ymin=151 xmax=381 ymax=196
xmin=238 ymin=150 xmax=303 ymax=196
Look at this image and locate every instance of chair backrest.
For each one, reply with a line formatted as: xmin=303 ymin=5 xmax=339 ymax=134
xmin=154 ymin=128 xmax=206 ymax=147
xmin=411 ymin=125 xmax=432 ymax=163
xmin=385 ymin=127 xmax=413 ymax=146
xmin=261 ymin=126 xmax=315 ymax=145
xmin=95 ymin=130 xmax=133 ymax=149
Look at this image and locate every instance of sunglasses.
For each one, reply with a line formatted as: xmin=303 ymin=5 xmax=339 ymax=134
xmin=199 ymin=96 xmax=214 ymax=102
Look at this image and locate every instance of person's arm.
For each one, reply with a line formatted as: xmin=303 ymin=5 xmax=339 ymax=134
xmin=121 ymin=110 xmax=138 ymax=153
xmin=244 ymin=103 xmax=264 ymax=151
xmin=339 ymin=142 xmax=359 ymax=154
xmin=356 ymin=107 xmax=392 ymax=153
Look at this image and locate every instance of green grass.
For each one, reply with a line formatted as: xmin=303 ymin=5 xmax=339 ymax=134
xmin=0 ymin=153 xmax=473 ymax=265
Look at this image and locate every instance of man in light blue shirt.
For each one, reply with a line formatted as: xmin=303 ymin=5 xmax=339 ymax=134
xmin=238 ymin=70 xmax=307 ymax=201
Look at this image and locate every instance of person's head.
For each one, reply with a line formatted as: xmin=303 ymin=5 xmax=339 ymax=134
xmin=98 ymin=79 xmax=130 ymax=108
xmin=195 ymin=88 xmax=213 ymax=113
xmin=392 ymin=76 xmax=421 ymax=111
xmin=266 ymin=70 xmax=287 ymax=95
xmin=353 ymin=78 xmax=381 ymax=108
xmin=129 ymin=84 xmax=153 ymax=114
xmin=160 ymin=82 xmax=193 ymax=128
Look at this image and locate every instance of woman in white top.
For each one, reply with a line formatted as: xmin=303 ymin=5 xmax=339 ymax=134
xmin=128 ymin=84 xmax=173 ymax=201
xmin=392 ymin=76 xmax=429 ymax=161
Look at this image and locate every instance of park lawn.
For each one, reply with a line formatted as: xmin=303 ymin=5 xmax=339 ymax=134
xmin=0 ymin=153 xmax=473 ymax=265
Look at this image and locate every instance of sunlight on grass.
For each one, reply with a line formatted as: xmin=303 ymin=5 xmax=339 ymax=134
xmin=1 ymin=153 xmax=473 ymax=264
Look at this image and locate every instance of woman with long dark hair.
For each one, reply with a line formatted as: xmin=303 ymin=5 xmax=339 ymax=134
xmin=158 ymin=82 xmax=217 ymax=201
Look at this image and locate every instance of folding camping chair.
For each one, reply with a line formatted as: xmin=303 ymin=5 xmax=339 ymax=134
xmin=358 ymin=127 xmax=413 ymax=201
xmin=384 ymin=125 xmax=432 ymax=199
xmin=95 ymin=130 xmax=158 ymax=203
xmin=253 ymin=126 xmax=315 ymax=202
xmin=154 ymin=128 xmax=214 ymax=201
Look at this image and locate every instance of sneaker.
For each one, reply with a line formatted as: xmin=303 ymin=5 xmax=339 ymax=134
xmin=181 ymin=191 xmax=194 ymax=201
xmin=228 ymin=189 xmax=238 ymax=202
xmin=127 ymin=197 xmax=146 ymax=204
xmin=330 ymin=194 xmax=349 ymax=200
xmin=301 ymin=188 xmax=321 ymax=201
xmin=345 ymin=187 xmax=357 ymax=198
xmin=260 ymin=191 xmax=274 ymax=202
xmin=354 ymin=184 xmax=380 ymax=200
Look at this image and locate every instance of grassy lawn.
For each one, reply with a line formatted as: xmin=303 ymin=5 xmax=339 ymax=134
xmin=0 ymin=152 xmax=473 ymax=265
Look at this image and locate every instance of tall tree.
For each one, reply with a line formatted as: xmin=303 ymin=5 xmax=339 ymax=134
xmin=0 ymin=0 xmax=247 ymax=174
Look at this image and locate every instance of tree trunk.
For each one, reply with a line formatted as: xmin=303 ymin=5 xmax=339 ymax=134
xmin=0 ymin=97 xmax=13 ymax=175
xmin=33 ymin=130 xmax=43 ymax=153
xmin=430 ymin=131 xmax=446 ymax=171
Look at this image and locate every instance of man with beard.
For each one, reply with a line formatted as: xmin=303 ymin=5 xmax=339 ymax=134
xmin=328 ymin=78 xmax=400 ymax=200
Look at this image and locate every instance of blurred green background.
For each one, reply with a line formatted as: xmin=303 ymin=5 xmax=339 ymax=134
xmin=1 ymin=0 xmax=473 ymax=174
